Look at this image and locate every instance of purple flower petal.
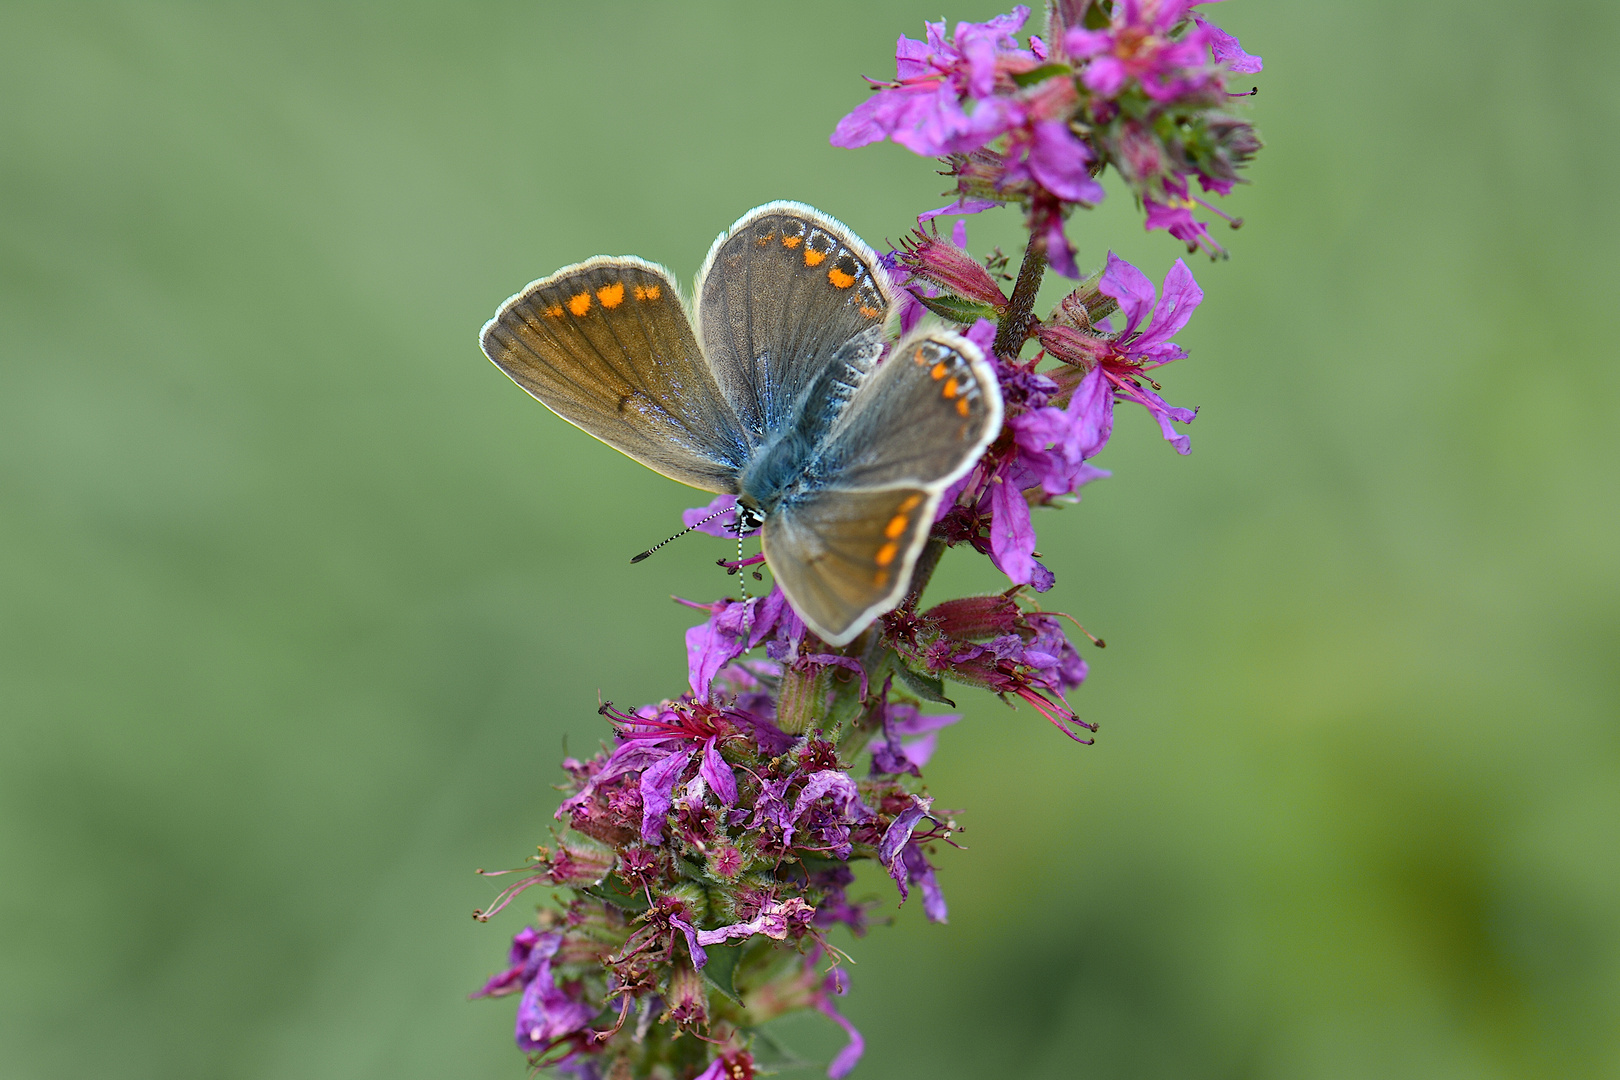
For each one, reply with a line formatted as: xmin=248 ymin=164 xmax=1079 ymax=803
xmin=903 ymin=845 xmax=950 ymax=923
xmin=699 ymin=737 xmax=737 ymax=806
xmin=988 ymin=473 xmax=1037 ymax=586
xmin=513 ymin=932 xmax=595 ymax=1052
xmin=963 ymin=317 xmax=997 ymax=354
xmin=639 ymin=750 xmax=692 ymax=843
xmin=790 ymin=770 xmax=871 ymax=835
xmin=817 ymin=996 xmax=866 ymax=1080
xmin=556 ymin=741 xmax=673 ymax=820
xmin=682 ymin=493 xmax=752 ymax=538
xmin=1027 ymin=121 xmax=1105 ymax=205
xmin=878 ymin=796 xmax=932 ymax=885
xmin=1133 ymin=258 xmax=1203 ymax=354
xmin=1065 ymin=365 xmax=1115 ymax=460
xmin=1045 ymin=215 xmax=1079 ymax=279
xmin=669 ymin=914 xmax=708 ymax=968
xmin=693 ymin=898 xmax=814 ymax=945
xmin=1099 ymin=251 xmax=1157 ymax=336
xmin=691 ymin=1061 xmax=727 ymax=1080
xmin=1063 ymin=27 xmax=1111 ymax=58
xmin=1081 ymin=53 xmax=1128 ymax=97
xmin=917 ymin=197 xmax=999 ymax=222
xmin=1195 ymin=15 xmax=1263 ymax=73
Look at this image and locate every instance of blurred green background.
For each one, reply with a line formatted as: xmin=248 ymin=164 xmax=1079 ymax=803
xmin=2 ymin=1 xmax=1616 ymax=1077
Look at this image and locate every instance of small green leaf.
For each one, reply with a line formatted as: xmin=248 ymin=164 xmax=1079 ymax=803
xmin=916 ymin=292 xmax=1003 ymax=325
xmin=895 ymin=664 xmax=956 ymax=706
xmin=701 ymin=942 xmax=743 ymax=1004
xmin=581 ymin=875 xmax=649 ymax=914
xmin=748 ymin=1025 xmax=811 ymax=1070
xmin=1011 ymin=62 xmax=1072 ymax=87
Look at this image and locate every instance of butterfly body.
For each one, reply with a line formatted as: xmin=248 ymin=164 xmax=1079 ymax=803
xmin=481 ymin=203 xmax=1003 ymax=646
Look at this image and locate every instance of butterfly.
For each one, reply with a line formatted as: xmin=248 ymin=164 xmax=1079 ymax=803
xmin=479 ymin=202 xmax=1004 ymax=646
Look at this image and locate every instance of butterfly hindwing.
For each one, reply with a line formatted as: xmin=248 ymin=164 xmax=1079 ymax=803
xmin=821 ymin=328 xmax=1004 ymax=490
xmin=763 ymin=485 xmax=937 ymax=646
xmin=481 ymin=257 xmax=746 ymax=492
xmin=694 ymin=203 xmax=894 ymax=441
xmin=763 ymin=329 xmax=1003 ymax=644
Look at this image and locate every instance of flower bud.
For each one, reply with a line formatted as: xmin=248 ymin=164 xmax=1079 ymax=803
xmin=923 ymin=593 xmax=1023 ymax=640
xmin=895 ymin=230 xmax=1009 ymax=309
xmin=776 ymin=663 xmax=828 ymax=735
xmin=1036 ymin=321 xmax=1109 ymax=370
xmin=705 ymin=843 xmax=746 ymax=883
xmin=541 ymin=833 xmax=616 ymax=888
xmin=661 ymin=961 xmax=709 ymax=1030
xmin=1048 ymin=274 xmax=1118 ymax=331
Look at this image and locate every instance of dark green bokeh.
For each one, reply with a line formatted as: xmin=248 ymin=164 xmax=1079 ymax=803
xmin=2 ymin=2 xmax=1616 ymax=1077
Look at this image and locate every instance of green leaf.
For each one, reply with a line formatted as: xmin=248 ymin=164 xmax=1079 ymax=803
xmin=581 ymin=875 xmax=649 ymax=914
xmin=916 ymin=292 xmax=1003 ymax=325
xmin=895 ymin=664 xmax=956 ymax=706
xmin=1011 ymin=62 xmax=1072 ymax=87
xmin=748 ymin=1025 xmax=812 ymax=1071
xmin=700 ymin=942 xmax=743 ymax=1004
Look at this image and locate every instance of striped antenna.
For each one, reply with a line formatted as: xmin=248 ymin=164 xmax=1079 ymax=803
xmin=630 ymin=505 xmax=733 ymax=564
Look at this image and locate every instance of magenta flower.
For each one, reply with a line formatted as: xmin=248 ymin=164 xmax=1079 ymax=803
xmin=1039 ymin=252 xmax=1202 ymax=453
xmin=831 ymin=7 xmax=1039 ymax=156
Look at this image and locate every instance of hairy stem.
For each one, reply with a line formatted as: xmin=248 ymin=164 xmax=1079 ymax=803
xmin=992 ymin=226 xmax=1048 ymax=359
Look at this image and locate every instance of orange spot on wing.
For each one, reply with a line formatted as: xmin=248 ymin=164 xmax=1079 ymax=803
xmin=875 ymin=541 xmax=899 ymax=567
xmin=930 ymin=362 xmax=948 ymax=380
xmin=828 ymin=268 xmax=855 ymax=289
xmin=943 ymin=378 xmax=959 ymax=398
xmin=542 ymin=303 xmax=565 ymax=318
xmin=596 ymin=282 xmax=625 ymax=308
xmin=567 ymin=292 xmax=592 ymax=317
xmin=859 ymin=304 xmax=882 ymax=318
xmin=898 ymin=494 xmax=923 ymax=512
xmin=874 ymin=569 xmax=890 ymax=588
xmin=884 ymin=514 xmax=908 ymax=539
xmin=914 ymin=347 xmax=928 ymax=365
xmin=957 ymin=397 xmax=971 ymax=416
xmin=782 ymin=234 xmax=803 ymax=249
xmin=804 ymin=248 xmax=827 ymax=267
xmin=756 ymin=232 xmax=775 ymax=246
xmin=632 ymin=283 xmax=662 ymax=302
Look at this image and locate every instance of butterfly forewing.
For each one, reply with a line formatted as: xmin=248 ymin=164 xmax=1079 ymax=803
xmin=763 ymin=486 xmax=936 ymax=645
xmin=695 ymin=203 xmax=894 ymax=440
xmin=481 ymin=257 xmax=746 ymax=492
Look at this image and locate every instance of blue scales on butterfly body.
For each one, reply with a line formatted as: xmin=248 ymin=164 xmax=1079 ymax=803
xmin=480 ymin=202 xmax=1003 ymax=646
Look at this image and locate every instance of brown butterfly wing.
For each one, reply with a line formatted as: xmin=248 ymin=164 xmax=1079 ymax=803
xmin=480 ymin=256 xmax=746 ymax=492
